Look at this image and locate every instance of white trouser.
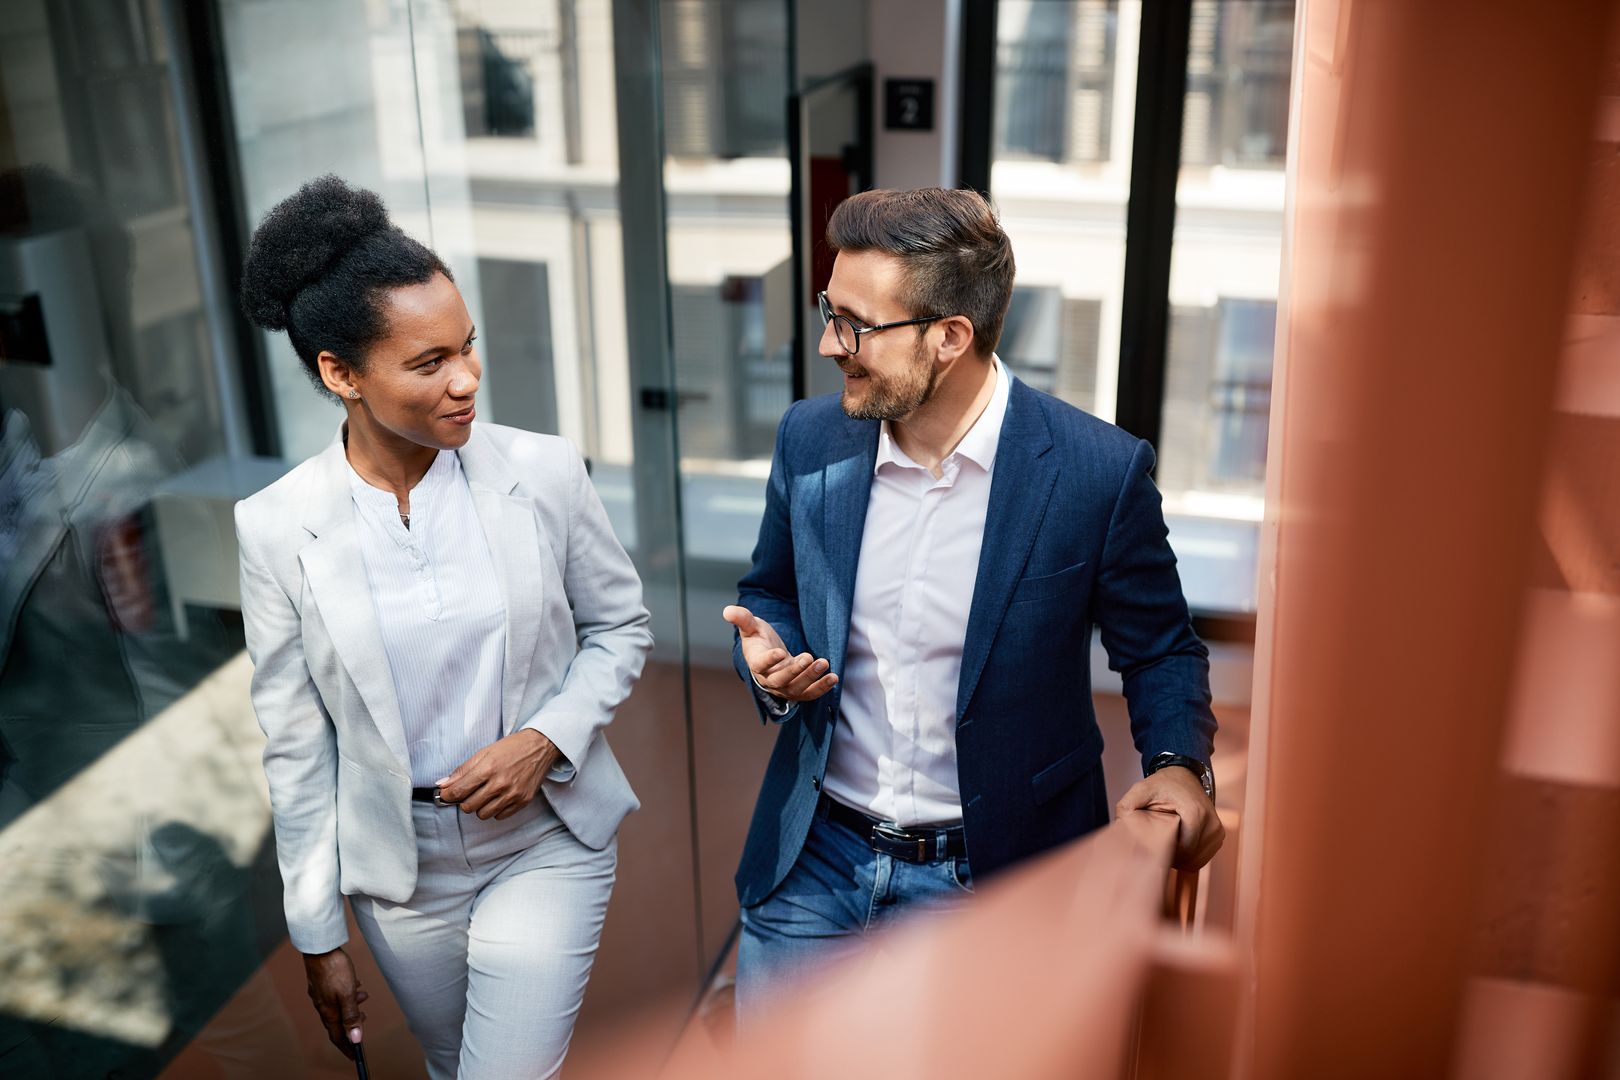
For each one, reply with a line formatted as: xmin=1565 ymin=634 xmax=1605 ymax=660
xmin=350 ymin=795 xmax=617 ymax=1080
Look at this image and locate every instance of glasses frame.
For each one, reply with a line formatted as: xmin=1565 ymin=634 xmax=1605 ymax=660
xmin=817 ymin=291 xmax=954 ymax=355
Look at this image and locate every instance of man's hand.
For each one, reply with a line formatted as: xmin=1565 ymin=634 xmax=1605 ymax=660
xmin=1115 ymin=765 xmax=1225 ymax=871
xmin=437 ymin=728 xmax=560 ymax=820
xmin=723 ymin=605 xmax=838 ymax=703
xmin=302 ymin=947 xmax=369 ymax=1061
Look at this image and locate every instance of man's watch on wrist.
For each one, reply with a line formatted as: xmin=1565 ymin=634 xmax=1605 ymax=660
xmin=1147 ymin=751 xmax=1216 ymax=803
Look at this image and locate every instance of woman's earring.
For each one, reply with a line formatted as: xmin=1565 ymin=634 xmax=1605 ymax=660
xmin=348 ymin=391 xmax=359 ymax=400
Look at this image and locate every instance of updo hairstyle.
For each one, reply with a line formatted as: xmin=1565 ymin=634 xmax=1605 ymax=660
xmin=239 ymin=174 xmax=452 ymax=397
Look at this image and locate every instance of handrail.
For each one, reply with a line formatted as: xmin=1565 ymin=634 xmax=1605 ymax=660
xmin=680 ymin=811 xmax=1198 ymax=1057
xmin=574 ymin=810 xmax=1187 ymax=1080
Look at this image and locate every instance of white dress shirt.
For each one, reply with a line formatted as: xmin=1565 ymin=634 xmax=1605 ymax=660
xmin=821 ymin=357 xmax=1011 ymax=827
xmin=348 ymin=449 xmax=507 ymax=787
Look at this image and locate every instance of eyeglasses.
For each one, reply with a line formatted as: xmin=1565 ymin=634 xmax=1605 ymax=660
xmin=817 ymin=291 xmax=952 ymax=356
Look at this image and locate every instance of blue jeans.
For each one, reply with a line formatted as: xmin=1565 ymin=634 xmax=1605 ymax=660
xmin=735 ymin=799 xmax=973 ymax=1024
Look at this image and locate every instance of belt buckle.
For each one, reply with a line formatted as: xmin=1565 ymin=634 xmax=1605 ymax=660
xmin=432 ymin=785 xmax=452 ymax=809
xmin=872 ymin=823 xmax=929 ymax=863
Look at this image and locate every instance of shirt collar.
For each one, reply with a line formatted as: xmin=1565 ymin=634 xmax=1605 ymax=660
xmin=346 ymin=447 xmax=458 ymax=510
xmin=875 ymin=355 xmax=1010 ymax=474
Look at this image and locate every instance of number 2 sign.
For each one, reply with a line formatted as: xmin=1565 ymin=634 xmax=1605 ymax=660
xmin=884 ymin=79 xmax=935 ymax=132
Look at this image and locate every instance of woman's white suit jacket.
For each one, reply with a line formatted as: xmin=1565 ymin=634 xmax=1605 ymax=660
xmin=235 ymin=423 xmax=651 ymax=954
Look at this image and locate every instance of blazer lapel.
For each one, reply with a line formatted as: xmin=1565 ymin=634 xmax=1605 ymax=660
xmin=298 ymin=440 xmax=410 ymax=769
xmin=459 ymin=429 xmax=544 ymax=735
xmin=820 ymin=422 xmax=879 ymax=674
xmin=956 ymin=380 xmax=1058 ymax=722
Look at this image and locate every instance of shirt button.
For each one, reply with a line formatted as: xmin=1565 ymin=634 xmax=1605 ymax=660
xmin=812 ymin=776 xmax=821 ymax=791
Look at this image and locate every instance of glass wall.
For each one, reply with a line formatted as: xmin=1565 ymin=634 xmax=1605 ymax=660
xmin=658 ymin=0 xmax=795 ymax=963
xmin=990 ymin=0 xmax=1295 ymax=614
xmin=0 ymin=0 xmax=794 ymax=1073
xmin=0 ymin=1 xmax=266 ymax=1074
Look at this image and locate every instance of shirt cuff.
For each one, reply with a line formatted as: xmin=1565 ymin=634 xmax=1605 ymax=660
xmin=751 ymin=671 xmax=795 ymax=717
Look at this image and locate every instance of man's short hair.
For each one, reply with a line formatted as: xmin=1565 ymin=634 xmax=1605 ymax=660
xmin=825 ymin=187 xmax=1016 ymax=359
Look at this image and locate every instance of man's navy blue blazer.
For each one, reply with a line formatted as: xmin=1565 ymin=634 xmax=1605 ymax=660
xmin=731 ymin=374 xmax=1217 ymax=908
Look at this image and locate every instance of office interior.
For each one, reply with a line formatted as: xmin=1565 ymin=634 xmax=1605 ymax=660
xmin=0 ymin=0 xmax=1616 ymax=1076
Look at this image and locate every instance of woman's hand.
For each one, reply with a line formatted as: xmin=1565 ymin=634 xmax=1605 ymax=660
xmin=437 ymin=728 xmax=561 ymax=820
xmin=303 ymin=947 xmax=369 ymax=1060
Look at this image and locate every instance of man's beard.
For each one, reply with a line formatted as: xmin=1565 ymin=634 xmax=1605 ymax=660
xmin=839 ymin=336 xmax=938 ymax=421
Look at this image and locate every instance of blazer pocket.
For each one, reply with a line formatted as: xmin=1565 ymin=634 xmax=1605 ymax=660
xmin=1031 ymin=734 xmax=1103 ymax=805
xmin=1009 ymin=560 xmax=1088 ymax=605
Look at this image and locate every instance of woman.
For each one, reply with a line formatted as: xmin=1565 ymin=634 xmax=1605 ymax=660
xmin=235 ymin=175 xmax=650 ymax=1079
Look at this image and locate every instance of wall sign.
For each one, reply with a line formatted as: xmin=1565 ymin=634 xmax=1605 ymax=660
xmin=884 ymin=78 xmax=935 ymax=131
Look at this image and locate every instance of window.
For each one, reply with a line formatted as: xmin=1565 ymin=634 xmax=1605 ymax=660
xmin=1160 ymin=0 xmax=1294 ymax=613
xmin=661 ymin=0 xmax=789 ymax=159
xmin=1058 ymin=296 xmax=1105 ymax=405
xmin=990 ymin=2 xmax=1133 ymax=426
xmin=1159 ymin=299 xmax=1276 ymax=496
xmin=724 ymin=275 xmax=792 ymax=459
xmin=994 ymin=0 xmax=1118 ymax=164
xmin=477 ymin=258 xmax=558 ymax=436
xmin=996 ymin=288 xmax=1105 ymax=412
xmin=1181 ymin=0 xmax=1294 ymax=168
xmin=986 ymin=0 xmax=1295 ymax=613
xmin=1209 ymin=298 xmax=1275 ymax=485
xmin=999 ymin=286 xmax=1062 ymax=391
xmin=457 ymin=26 xmax=538 ymax=138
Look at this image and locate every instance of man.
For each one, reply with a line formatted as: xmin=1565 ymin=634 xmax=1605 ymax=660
xmin=723 ymin=188 xmax=1222 ymax=1014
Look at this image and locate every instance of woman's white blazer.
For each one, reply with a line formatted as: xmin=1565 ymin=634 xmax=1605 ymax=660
xmin=235 ymin=423 xmax=651 ymax=953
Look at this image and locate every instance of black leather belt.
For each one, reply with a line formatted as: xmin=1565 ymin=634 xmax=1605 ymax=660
xmin=411 ymin=786 xmax=454 ymax=807
xmin=820 ymin=793 xmax=966 ymax=864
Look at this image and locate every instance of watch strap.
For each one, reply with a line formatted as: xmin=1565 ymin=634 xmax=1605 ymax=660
xmin=1147 ymin=751 xmax=1216 ymax=803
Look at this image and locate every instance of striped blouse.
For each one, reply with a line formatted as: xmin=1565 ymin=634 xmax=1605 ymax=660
xmin=347 ymin=449 xmax=505 ymax=787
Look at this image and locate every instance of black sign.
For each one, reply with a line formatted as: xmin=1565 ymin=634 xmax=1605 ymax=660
xmin=884 ymin=78 xmax=935 ymax=131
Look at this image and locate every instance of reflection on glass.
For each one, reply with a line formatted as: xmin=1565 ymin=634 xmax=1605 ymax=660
xmin=991 ymin=0 xmax=1131 ymax=420
xmin=0 ymin=5 xmax=270 ymax=1068
xmin=1160 ymin=0 xmax=1295 ymax=613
